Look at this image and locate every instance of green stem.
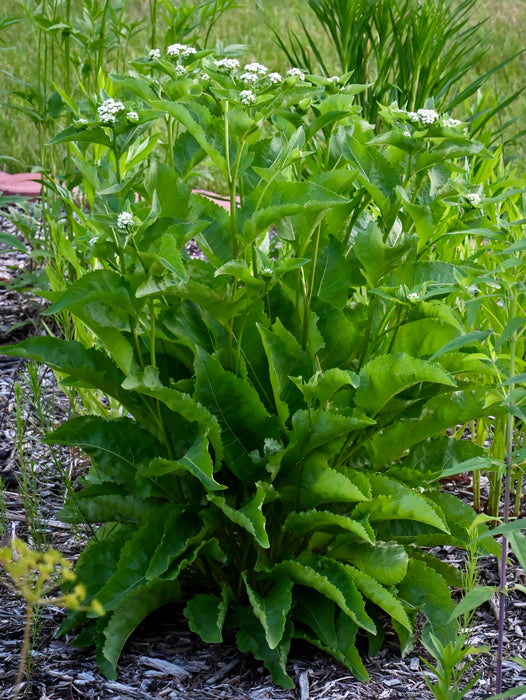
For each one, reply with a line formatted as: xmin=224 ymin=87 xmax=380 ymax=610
xmin=302 ymin=222 xmax=322 ymax=350
xmin=358 ymin=295 xmax=376 ymax=370
xmin=13 ymin=603 xmax=33 ymax=700
xmin=113 ymin=132 xmax=121 ymax=183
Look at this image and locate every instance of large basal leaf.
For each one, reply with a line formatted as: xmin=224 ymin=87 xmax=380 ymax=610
xmin=208 ymin=482 xmax=271 ymax=549
xmin=242 ymin=574 xmax=293 ymax=649
xmin=58 ymin=485 xmax=160 ymax=524
xmin=0 ymin=338 xmax=132 ymax=409
xmin=278 ymin=451 xmax=370 ymax=509
xmin=353 ymin=474 xmax=449 ymax=534
xmin=99 ymin=579 xmax=181 ymax=680
xmin=329 ymin=540 xmax=408 ymax=586
xmin=282 ymin=509 xmax=375 ymax=544
xmin=236 ymin=612 xmax=294 ymax=689
xmin=122 ymin=365 xmax=223 ymax=466
xmin=397 ymin=559 xmax=456 ymax=647
xmin=94 ymin=506 xmax=174 ymax=611
xmin=346 ymin=565 xmax=412 ymax=632
xmin=146 ymin=509 xmax=204 ymax=580
xmin=268 ymin=552 xmax=375 ymax=635
xmin=194 ymin=348 xmax=280 ymax=481
xmin=367 ymin=387 xmax=496 ymax=466
xmin=292 ymin=588 xmax=369 ymax=682
xmin=184 ymin=588 xmax=229 ymax=643
xmin=287 ymin=409 xmax=376 ymax=462
xmin=59 ymin=525 xmax=134 ymax=636
xmin=144 ymin=434 xmax=226 ymax=492
xmin=355 ymin=353 xmax=456 ymax=417
xmin=48 ymin=416 xmax=166 ymax=486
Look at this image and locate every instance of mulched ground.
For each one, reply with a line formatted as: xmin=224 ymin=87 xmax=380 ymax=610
xmin=1 ymin=206 xmax=526 ymax=700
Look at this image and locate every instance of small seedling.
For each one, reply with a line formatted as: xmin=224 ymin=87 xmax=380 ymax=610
xmin=0 ymin=537 xmax=103 ymax=699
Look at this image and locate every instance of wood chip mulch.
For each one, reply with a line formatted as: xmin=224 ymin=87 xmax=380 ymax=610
xmin=1 ymin=207 xmax=526 ymax=700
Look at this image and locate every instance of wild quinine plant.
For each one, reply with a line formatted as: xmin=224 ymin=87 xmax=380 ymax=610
xmin=1 ymin=48 xmax=504 ymax=687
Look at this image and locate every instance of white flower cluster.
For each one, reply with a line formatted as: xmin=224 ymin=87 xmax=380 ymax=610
xmin=167 ymin=43 xmax=196 ymax=58
xmin=126 ymin=111 xmax=139 ymax=123
xmin=441 ymin=115 xmax=462 ymax=128
xmin=215 ymin=57 xmax=240 ymax=72
xmin=117 ymin=212 xmax=134 ymax=230
xmin=240 ymin=71 xmax=258 ymax=85
xmin=268 ymin=72 xmax=283 ymax=84
xmin=466 ymin=192 xmax=482 ymax=206
xmin=175 ymin=64 xmax=187 ymax=76
xmin=327 ymin=75 xmax=339 ymax=83
xmin=244 ymin=62 xmax=268 ymax=76
xmin=240 ymin=89 xmax=256 ymax=105
xmin=286 ymin=67 xmax=305 ymax=80
xmin=149 ymin=48 xmax=161 ymax=60
xmin=97 ymin=98 xmax=125 ymax=124
xmin=408 ymin=108 xmax=440 ymax=125
xmin=200 ymin=71 xmax=211 ymax=81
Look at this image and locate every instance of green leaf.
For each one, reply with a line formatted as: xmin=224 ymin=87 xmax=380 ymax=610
xmin=0 ymin=338 xmax=150 ymax=426
xmin=367 ymin=388 xmax=494 ymax=466
xmin=100 ymin=579 xmax=181 ymax=679
xmin=487 ymin=687 xmax=526 ymax=700
xmin=194 ymin=349 xmax=279 ymax=481
xmin=151 ymin=100 xmax=227 ymax=174
xmin=44 ymin=269 xmax=136 ymax=316
xmin=122 ymin=366 xmax=223 ymax=466
xmin=355 ymin=353 xmax=456 ymax=416
xmin=283 ymin=509 xmax=375 ymax=544
xmin=208 ymin=482 xmax=271 ymax=549
xmin=236 ymin=613 xmax=294 ymax=689
xmin=269 ymin=552 xmax=376 ymax=634
xmin=94 ymin=507 xmax=173 ymax=611
xmin=329 ymin=541 xmax=408 ymax=586
xmin=258 ymin=319 xmax=311 ymax=426
xmin=279 ymin=451 xmax=370 ymax=508
xmin=292 ymin=368 xmax=359 ymax=408
xmin=353 ymin=475 xmax=449 ymax=534
xmin=146 ymin=509 xmax=204 ymax=580
xmin=0 ymin=232 xmax=27 ymax=252
xmin=450 ymin=586 xmax=495 ymax=620
xmin=429 ymin=330 xmax=492 ymax=360
xmin=288 ymin=409 xmax=375 ymax=460
xmin=397 ymin=559 xmax=456 ymax=646
xmin=242 ymin=574 xmax=293 ymax=649
xmin=347 ymin=565 xmax=412 ymax=631
xmin=145 ymin=434 xmax=226 ymax=491
xmin=245 ymin=182 xmax=346 ymax=241
xmin=313 ymin=236 xmax=357 ymax=309
xmin=184 ymin=589 xmax=228 ymax=643
xmin=215 ymin=260 xmax=264 ymax=287
xmin=505 ymin=529 xmax=526 ymax=574
xmin=58 ymin=485 xmax=159 ymax=524
xmin=293 ymin=589 xmax=369 ymax=682
xmin=353 ymin=220 xmax=415 ymax=287
xmin=48 ymin=416 xmax=165 ymax=485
